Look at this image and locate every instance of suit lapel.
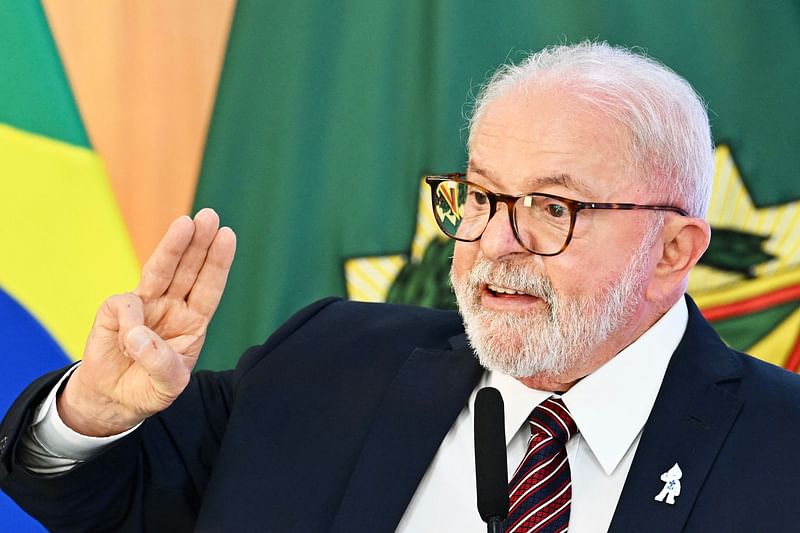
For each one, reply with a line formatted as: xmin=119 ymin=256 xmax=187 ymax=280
xmin=608 ymin=298 xmax=744 ymax=532
xmin=331 ymin=335 xmax=482 ymax=532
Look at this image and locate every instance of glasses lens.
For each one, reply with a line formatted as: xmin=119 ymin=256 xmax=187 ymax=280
xmin=514 ymin=194 xmax=573 ymax=254
xmin=431 ymin=180 xmax=489 ymax=240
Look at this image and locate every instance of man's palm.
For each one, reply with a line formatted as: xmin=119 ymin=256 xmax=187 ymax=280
xmin=60 ymin=209 xmax=236 ymax=436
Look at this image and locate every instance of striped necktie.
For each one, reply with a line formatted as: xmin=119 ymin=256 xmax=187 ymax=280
xmin=503 ymin=397 xmax=577 ymax=533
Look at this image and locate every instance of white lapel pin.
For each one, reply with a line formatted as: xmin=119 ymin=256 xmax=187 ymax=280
xmin=654 ymin=463 xmax=682 ymax=505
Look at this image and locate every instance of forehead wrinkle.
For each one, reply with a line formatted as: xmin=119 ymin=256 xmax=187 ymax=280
xmin=467 ymin=160 xmax=593 ymax=196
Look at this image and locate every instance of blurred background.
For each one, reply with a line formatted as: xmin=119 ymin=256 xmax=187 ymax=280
xmin=2 ymin=0 xmax=799 ymax=528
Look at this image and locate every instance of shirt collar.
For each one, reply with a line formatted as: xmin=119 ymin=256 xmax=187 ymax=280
xmin=473 ymin=297 xmax=688 ymax=475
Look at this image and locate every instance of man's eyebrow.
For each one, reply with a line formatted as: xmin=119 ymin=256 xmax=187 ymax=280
xmin=531 ymin=173 xmax=579 ymax=191
xmin=466 ymin=163 xmax=494 ymax=181
xmin=525 ymin=173 xmax=596 ymax=197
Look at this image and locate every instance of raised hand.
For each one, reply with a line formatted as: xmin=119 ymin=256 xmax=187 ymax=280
xmin=58 ymin=208 xmax=236 ymax=436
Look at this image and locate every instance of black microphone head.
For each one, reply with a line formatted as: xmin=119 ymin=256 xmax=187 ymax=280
xmin=474 ymin=386 xmax=509 ymax=523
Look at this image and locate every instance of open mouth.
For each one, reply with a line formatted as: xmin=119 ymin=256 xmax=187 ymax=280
xmin=478 ymin=283 xmax=548 ymax=313
xmin=483 ymin=284 xmax=545 ymax=305
xmin=486 ymin=284 xmax=530 ymax=296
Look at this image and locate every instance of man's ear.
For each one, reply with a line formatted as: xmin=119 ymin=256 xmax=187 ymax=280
xmin=647 ymin=216 xmax=711 ymax=301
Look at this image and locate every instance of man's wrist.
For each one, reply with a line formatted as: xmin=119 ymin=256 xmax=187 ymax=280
xmin=20 ymin=365 xmax=141 ymax=470
xmin=57 ymin=367 xmax=144 ymax=437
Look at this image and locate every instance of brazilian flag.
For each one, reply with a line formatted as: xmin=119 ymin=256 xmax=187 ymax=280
xmin=0 ymin=1 xmax=138 ymax=529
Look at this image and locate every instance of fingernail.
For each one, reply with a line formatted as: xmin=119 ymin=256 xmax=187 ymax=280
xmin=126 ymin=326 xmax=152 ymax=353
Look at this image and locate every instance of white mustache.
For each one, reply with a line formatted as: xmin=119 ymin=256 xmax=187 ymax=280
xmin=466 ymin=257 xmax=555 ymax=303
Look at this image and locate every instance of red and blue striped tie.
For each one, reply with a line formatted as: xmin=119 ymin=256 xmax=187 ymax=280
xmin=504 ymin=397 xmax=577 ymax=533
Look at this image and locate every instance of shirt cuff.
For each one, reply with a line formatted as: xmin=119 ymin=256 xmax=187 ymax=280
xmin=31 ymin=363 xmax=142 ymax=461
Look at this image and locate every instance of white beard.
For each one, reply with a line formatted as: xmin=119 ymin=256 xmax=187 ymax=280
xmin=451 ymin=234 xmax=656 ymax=379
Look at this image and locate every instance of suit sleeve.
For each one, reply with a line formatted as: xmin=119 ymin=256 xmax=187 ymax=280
xmin=0 ymin=297 xmax=341 ymax=532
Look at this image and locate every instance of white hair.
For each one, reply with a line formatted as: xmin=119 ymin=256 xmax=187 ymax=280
xmin=468 ymin=41 xmax=714 ymax=217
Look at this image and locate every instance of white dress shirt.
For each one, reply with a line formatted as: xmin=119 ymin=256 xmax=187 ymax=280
xmin=397 ymin=298 xmax=687 ymax=532
xmin=22 ymin=299 xmax=687 ymax=532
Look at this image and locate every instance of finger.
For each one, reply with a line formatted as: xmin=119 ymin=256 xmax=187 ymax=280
xmin=166 ymin=208 xmax=221 ymax=300
xmin=124 ymin=325 xmax=189 ymax=395
xmin=187 ymin=226 xmax=237 ymax=317
xmin=113 ymin=294 xmax=146 ymax=355
xmin=92 ymin=293 xmax=144 ymax=353
xmin=85 ymin=293 xmax=144 ymax=369
xmin=96 ymin=293 xmax=145 ymax=333
xmin=135 ymin=215 xmax=196 ymax=299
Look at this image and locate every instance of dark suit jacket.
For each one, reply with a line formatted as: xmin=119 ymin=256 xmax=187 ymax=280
xmin=2 ymin=296 xmax=800 ymax=532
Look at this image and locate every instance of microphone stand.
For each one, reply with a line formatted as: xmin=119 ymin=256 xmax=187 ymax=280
xmin=486 ymin=515 xmax=503 ymax=533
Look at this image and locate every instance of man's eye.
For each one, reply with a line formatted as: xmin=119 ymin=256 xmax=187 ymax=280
xmin=470 ymin=190 xmax=489 ymax=205
xmin=546 ymin=203 xmax=568 ymax=218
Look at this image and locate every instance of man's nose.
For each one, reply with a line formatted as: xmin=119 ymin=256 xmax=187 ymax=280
xmin=479 ymin=203 xmax=529 ymax=261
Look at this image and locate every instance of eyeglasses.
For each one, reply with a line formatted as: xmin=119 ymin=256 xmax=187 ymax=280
xmin=425 ymin=173 xmax=688 ymax=256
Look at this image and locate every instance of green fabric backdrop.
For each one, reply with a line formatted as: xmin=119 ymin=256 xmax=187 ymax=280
xmin=195 ymin=0 xmax=800 ymax=370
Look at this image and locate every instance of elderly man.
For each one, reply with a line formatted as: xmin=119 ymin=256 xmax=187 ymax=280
xmin=2 ymin=42 xmax=800 ymax=532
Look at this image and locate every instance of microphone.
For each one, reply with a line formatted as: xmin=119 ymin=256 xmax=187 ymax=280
xmin=474 ymin=387 xmax=509 ymax=533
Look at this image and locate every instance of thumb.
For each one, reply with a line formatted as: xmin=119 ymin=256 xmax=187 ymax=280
xmin=124 ymin=326 xmax=187 ymax=392
xmin=126 ymin=325 xmax=160 ymax=355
